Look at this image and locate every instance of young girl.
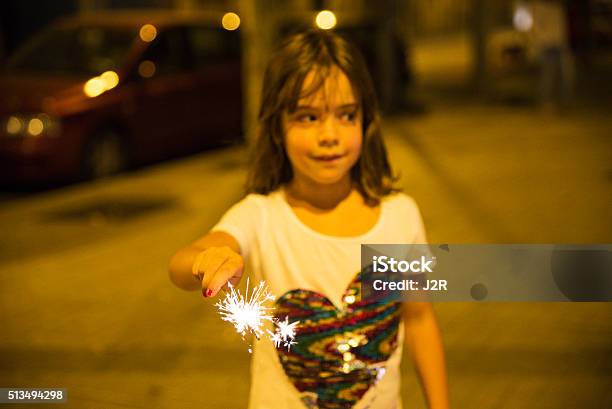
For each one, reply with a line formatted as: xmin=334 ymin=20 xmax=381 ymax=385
xmin=169 ymin=30 xmax=449 ymax=409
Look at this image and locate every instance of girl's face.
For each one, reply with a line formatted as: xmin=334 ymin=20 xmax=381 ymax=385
xmin=283 ymin=66 xmax=363 ymax=187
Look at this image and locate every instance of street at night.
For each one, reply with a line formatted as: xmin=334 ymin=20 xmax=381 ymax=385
xmin=2 ymin=1 xmax=612 ymax=408
xmin=1 ymin=103 xmax=610 ymax=408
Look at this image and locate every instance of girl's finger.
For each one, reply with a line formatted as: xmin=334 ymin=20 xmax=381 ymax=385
xmin=199 ymin=249 xmax=227 ymax=276
xmin=228 ymin=274 xmax=242 ymax=288
xmin=206 ymin=259 xmax=243 ymax=297
xmin=200 ymin=251 xmax=229 ymax=291
xmin=192 ymin=251 xmax=207 ymax=281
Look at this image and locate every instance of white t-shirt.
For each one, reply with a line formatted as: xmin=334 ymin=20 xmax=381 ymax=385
xmin=212 ymin=188 xmax=429 ymax=409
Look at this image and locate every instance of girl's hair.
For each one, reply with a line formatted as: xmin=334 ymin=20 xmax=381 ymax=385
xmin=246 ymin=29 xmax=400 ymax=205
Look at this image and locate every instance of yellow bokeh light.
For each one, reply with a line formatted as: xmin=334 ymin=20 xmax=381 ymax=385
xmin=100 ymin=70 xmax=119 ymax=90
xmin=222 ymin=12 xmax=240 ymax=31
xmin=347 ymin=338 xmax=360 ymax=348
xmin=27 ymin=118 xmax=44 ymax=136
xmin=315 ymin=10 xmax=337 ymax=30
xmin=83 ymin=77 xmax=106 ymax=98
xmin=83 ymin=71 xmax=119 ymax=98
xmin=6 ymin=116 xmax=23 ymax=135
xmin=337 ymin=343 xmax=350 ymax=353
xmin=138 ymin=60 xmax=156 ymax=78
xmin=139 ymin=24 xmax=157 ymax=42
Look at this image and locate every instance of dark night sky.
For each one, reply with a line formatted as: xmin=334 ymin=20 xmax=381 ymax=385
xmin=0 ymin=1 xmax=78 ymax=59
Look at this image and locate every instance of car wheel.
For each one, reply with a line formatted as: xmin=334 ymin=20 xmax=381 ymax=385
xmin=83 ymin=130 xmax=128 ymax=180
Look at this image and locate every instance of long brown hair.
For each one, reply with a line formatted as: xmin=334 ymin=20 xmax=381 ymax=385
xmin=246 ymin=29 xmax=399 ymax=204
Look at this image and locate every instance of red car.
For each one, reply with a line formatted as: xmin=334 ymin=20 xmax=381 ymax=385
xmin=0 ymin=11 xmax=243 ymax=184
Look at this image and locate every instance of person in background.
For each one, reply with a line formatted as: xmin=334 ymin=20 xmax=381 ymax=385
xmin=529 ymin=0 xmax=574 ymax=111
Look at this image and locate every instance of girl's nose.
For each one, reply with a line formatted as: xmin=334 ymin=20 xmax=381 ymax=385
xmin=317 ymin=116 xmax=339 ymax=146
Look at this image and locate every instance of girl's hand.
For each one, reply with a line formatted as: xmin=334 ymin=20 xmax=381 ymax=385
xmin=192 ymin=246 xmax=244 ymax=298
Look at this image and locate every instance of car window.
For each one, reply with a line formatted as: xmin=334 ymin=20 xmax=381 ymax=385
xmin=186 ymin=26 xmax=240 ymax=68
xmin=141 ymin=27 xmax=189 ymax=76
xmin=6 ymin=26 xmax=137 ymax=76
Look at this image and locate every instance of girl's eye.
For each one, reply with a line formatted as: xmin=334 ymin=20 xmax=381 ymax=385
xmin=340 ymin=111 xmax=358 ymax=122
xmin=297 ymin=113 xmax=318 ymax=123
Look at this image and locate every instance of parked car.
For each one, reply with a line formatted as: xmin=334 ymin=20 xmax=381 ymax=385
xmin=0 ymin=11 xmax=243 ymax=184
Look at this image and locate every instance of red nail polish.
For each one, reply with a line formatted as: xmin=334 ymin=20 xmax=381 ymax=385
xmin=202 ymin=289 xmax=207 ymax=297
xmin=206 ymin=289 xmax=213 ymax=297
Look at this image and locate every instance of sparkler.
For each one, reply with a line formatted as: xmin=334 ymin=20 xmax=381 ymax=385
xmin=214 ymin=278 xmax=275 ymax=339
xmin=268 ymin=316 xmax=299 ymax=351
xmin=214 ymin=278 xmax=299 ymax=351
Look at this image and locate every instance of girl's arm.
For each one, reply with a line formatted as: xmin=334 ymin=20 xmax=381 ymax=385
xmin=402 ymin=301 xmax=450 ymax=409
xmin=168 ymin=231 xmax=242 ymax=293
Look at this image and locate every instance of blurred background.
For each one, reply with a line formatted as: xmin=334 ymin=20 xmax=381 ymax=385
xmin=0 ymin=0 xmax=610 ymax=408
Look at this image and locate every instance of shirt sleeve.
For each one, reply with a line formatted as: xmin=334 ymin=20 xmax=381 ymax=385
xmin=210 ymin=194 xmax=263 ymax=260
xmin=404 ymin=195 xmax=429 ymax=244
xmin=399 ymin=194 xmax=433 ymax=262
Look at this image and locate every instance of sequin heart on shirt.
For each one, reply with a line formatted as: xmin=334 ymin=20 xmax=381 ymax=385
xmin=274 ymin=269 xmax=401 ymax=409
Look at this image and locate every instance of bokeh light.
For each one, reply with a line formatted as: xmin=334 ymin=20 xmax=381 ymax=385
xmin=6 ymin=116 xmax=23 ymax=135
xmin=222 ymin=12 xmax=241 ymax=31
xmin=100 ymin=71 xmax=119 ymax=90
xmin=27 ymin=118 xmax=44 ymax=136
xmin=83 ymin=71 xmax=119 ymax=97
xmin=315 ymin=10 xmax=337 ymax=30
xmin=514 ymin=6 xmax=533 ymax=32
xmin=83 ymin=77 xmax=106 ymax=98
xmin=139 ymin=24 xmax=157 ymax=42
xmin=138 ymin=60 xmax=156 ymax=78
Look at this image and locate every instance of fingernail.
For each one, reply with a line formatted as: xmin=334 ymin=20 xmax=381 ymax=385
xmin=202 ymin=289 xmax=207 ymax=298
xmin=206 ymin=289 xmax=213 ymax=297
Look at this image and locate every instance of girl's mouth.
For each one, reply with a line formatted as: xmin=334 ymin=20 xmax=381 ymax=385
xmin=312 ymin=154 xmax=345 ymax=162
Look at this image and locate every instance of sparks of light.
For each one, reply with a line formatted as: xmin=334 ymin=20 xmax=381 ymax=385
xmin=215 ymin=278 xmax=276 ymax=340
xmin=267 ymin=316 xmax=299 ymax=351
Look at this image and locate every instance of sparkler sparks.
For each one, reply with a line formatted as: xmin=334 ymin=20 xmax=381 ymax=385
xmin=214 ymin=278 xmax=299 ymax=351
xmin=214 ymin=278 xmax=276 ymax=340
xmin=268 ymin=316 xmax=299 ymax=350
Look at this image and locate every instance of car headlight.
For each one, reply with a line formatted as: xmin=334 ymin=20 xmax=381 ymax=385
xmin=3 ymin=114 xmax=61 ymax=138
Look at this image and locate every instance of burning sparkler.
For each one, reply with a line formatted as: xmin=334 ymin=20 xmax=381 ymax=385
xmin=214 ymin=278 xmax=299 ymax=350
xmin=268 ymin=316 xmax=299 ymax=351
xmin=214 ymin=278 xmax=276 ymax=340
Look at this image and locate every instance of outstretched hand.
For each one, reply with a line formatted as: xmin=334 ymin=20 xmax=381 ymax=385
xmin=192 ymin=246 xmax=244 ymax=298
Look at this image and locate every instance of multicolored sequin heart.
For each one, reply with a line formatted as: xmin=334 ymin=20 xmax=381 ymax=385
xmin=274 ymin=270 xmax=401 ymax=408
